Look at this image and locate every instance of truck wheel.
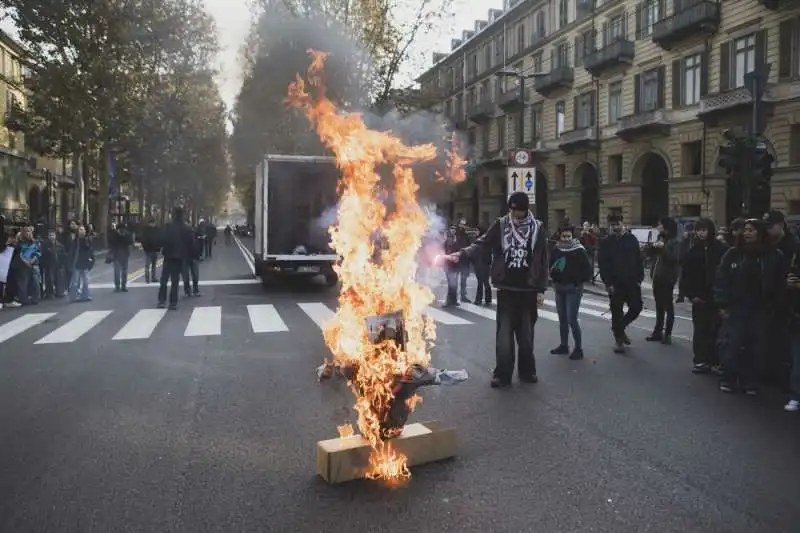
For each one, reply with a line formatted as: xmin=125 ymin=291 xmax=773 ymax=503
xmin=324 ymin=272 xmax=339 ymax=288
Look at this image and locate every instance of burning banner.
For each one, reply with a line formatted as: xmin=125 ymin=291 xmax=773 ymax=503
xmin=287 ymin=51 xmax=467 ymax=485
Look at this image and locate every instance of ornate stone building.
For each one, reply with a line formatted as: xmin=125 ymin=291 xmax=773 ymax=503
xmin=418 ymin=0 xmax=800 ymax=228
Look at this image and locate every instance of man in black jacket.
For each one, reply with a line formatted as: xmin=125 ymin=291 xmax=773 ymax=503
xmin=679 ymin=218 xmax=728 ymax=374
xmin=598 ymin=213 xmax=644 ymax=353
xmin=158 ymin=208 xmax=194 ymax=310
xmin=138 ymin=217 xmax=161 ymax=283
xmin=182 ymin=223 xmax=203 ymax=297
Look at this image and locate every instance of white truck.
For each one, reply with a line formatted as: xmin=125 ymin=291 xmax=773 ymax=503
xmin=254 ymin=155 xmax=340 ymax=288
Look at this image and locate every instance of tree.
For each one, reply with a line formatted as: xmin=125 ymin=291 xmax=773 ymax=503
xmin=2 ymin=0 xmax=228 ymax=234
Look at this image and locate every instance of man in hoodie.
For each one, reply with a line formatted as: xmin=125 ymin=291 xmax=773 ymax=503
xmin=158 ymin=207 xmax=195 ymax=310
xmin=645 ymin=217 xmax=682 ymax=345
xmin=680 ymin=218 xmax=728 ymax=374
xmin=440 ymin=192 xmax=548 ymax=388
xmin=764 ymin=209 xmax=799 ymax=385
xmin=598 ymin=213 xmax=644 ymax=353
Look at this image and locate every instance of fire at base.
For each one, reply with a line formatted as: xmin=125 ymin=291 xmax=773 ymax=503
xmin=286 ymin=50 xmax=466 ymax=485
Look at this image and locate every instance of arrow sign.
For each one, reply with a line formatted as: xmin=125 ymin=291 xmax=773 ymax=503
xmin=508 ymin=166 xmax=535 ymax=200
xmin=511 ymin=171 xmax=518 ymax=191
xmin=524 ymin=171 xmax=533 ymax=192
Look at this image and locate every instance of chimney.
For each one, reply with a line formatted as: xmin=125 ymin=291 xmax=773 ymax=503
xmin=475 ymin=20 xmax=488 ymax=32
xmin=451 ymin=38 xmax=462 ymax=50
xmin=462 ymin=30 xmax=475 ymax=41
xmin=432 ymin=52 xmax=448 ymax=63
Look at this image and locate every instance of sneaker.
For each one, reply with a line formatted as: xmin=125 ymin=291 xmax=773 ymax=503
xmin=621 ymin=332 xmax=631 ymax=345
xmin=6 ymin=301 xmax=21 ymax=308
xmin=569 ymin=348 xmax=584 ymax=360
xmin=613 ymin=338 xmax=626 ymax=354
xmin=661 ymin=335 xmax=672 ymax=345
xmin=156 ymin=302 xmax=166 ymax=309
xmin=784 ymin=400 xmax=800 ymax=412
xmin=519 ymin=374 xmax=539 ymax=384
xmin=692 ymin=363 xmax=710 ymax=374
xmin=645 ymin=333 xmax=663 ymax=342
xmin=711 ymin=365 xmax=724 ymax=376
xmin=550 ymin=345 xmax=569 ymax=355
xmin=490 ymin=377 xmax=510 ymax=388
xmin=719 ymin=381 xmax=735 ymax=393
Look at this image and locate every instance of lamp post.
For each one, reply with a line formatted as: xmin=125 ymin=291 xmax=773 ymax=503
xmin=44 ymin=169 xmax=54 ymax=228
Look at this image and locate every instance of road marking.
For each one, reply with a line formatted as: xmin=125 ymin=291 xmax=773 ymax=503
xmin=423 ymin=306 xmax=472 ymax=325
xmin=457 ymin=301 xmax=560 ymax=322
xmin=126 ymin=257 xmax=164 ymax=283
xmin=34 ymin=311 xmax=112 ymax=344
xmin=88 ymin=279 xmax=261 ymax=289
xmin=247 ymin=304 xmax=288 ymax=332
xmin=0 ymin=313 xmax=56 ymax=343
xmin=112 ymin=309 xmax=167 ymax=340
xmin=298 ymin=302 xmax=335 ymax=329
xmin=184 ymin=306 xmax=222 ymax=336
xmin=233 ymin=235 xmax=256 ymax=276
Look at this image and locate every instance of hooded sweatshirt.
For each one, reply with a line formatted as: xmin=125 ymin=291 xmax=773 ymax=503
xmin=549 ymin=238 xmax=592 ymax=289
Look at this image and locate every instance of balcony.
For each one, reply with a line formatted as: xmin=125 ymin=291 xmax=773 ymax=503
xmin=3 ymin=110 xmax=25 ymax=133
xmin=467 ymin=97 xmax=496 ymax=123
xmin=616 ymin=110 xmax=672 ymax=141
xmin=652 ymin=1 xmax=720 ymax=50
xmin=497 ymin=85 xmax=525 ymax=111
xmin=697 ymin=85 xmax=775 ymax=122
xmin=534 ymin=66 xmax=574 ymax=96
xmin=757 ymin=0 xmax=778 ymax=9
xmin=558 ymin=126 xmax=598 ymax=153
xmin=584 ymin=39 xmax=635 ymax=76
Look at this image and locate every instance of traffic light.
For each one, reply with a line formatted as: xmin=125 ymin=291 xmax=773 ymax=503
xmin=751 ymin=142 xmax=774 ymax=183
xmin=718 ymin=130 xmax=742 ymax=175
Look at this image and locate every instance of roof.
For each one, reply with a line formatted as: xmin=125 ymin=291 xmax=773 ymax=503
xmin=415 ymin=0 xmax=539 ymax=82
xmin=0 ymin=28 xmax=28 ymax=58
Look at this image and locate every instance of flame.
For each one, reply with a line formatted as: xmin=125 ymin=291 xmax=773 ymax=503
xmin=337 ymin=423 xmax=355 ymax=438
xmin=287 ymin=50 xmax=462 ymax=485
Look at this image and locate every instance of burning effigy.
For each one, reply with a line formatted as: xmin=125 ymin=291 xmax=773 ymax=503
xmin=287 ymin=51 xmax=467 ymax=485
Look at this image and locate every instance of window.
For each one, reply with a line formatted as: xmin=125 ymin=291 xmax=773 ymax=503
xmin=559 ymin=0 xmax=569 ymax=28
xmin=532 ymin=51 xmax=543 ymax=74
xmin=483 ymin=44 xmax=491 ymax=71
xmin=680 ymin=141 xmax=702 ymax=175
xmin=637 ymin=0 xmax=661 ymax=38
xmin=556 ymin=101 xmax=566 ymax=137
xmin=536 ymin=11 xmax=546 ymax=39
xmin=469 ymin=54 xmax=478 ymax=78
xmin=576 ymin=91 xmax=595 ymax=128
xmin=733 ymin=34 xmax=756 ymax=88
xmin=517 ymin=23 xmax=526 ymax=52
xmin=531 ymin=104 xmax=543 ymax=141
xmin=553 ymin=42 xmax=569 ymax=68
xmin=575 ymin=30 xmax=594 ymax=66
xmin=555 ymin=165 xmax=566 ymax=189
xmin=481 ymin=79 xmax=490 ymax=101
xmin=609 ymin=155 xmax=623 ymax=183
xmin=481 ymin=176 xmax=490 ymax=195
xmin=790 ymin=124 xmax=800 ymax=165
xmin=608 ymin=14 xmax=625 ymax=42
xmin=482 ymin=124 xmax=490 ymax=154
xmin=497 ymin=116 xmax=506 ymax=149
xmin=779 ymin=19 xmax=800 ymax=79
xmin=683 ymin=54 xmax=701 ymax=105
xmin=639 ymin=68 xmax=660 ymax=112
xmin=608 ymin=81 xmax=622 ymax=123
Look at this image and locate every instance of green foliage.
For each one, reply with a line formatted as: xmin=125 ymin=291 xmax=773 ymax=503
xmin=1 ymin=0 xmax=229 ymax=219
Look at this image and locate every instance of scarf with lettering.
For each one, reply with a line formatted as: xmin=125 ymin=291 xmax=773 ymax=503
xmin=502 ymin=211 xmax=539 ymax=253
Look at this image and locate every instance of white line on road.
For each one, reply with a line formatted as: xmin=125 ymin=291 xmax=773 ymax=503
xmin=247 ymin=304 xmax=289 ymax=333
xmin=184 ymin=306 xmax=222 ymax=336
xmin=233 ymin=235 xmax=256 ymax=276
xmin=423 ymin=306 xmax=473 ymax=325
xmin=88 ymin=279 xmax=262 ymax=289
xmin=457 ymin=301 xmax=561 ymax=322
xmin=298 ymin=302 xmax=335 ymax=329
xmin=0 ymin=313 xmax=56 ymax=343
xmin=112 ymin=309 xmax=167 ymax=340
xmin=34 ymin=311 xmax=112 ymax=344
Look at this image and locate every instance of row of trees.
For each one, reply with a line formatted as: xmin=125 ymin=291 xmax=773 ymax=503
xmin=229 ymin=0 xmax=457 ymax=213
xmin=2 ymin=0 xmax=230 ymax=237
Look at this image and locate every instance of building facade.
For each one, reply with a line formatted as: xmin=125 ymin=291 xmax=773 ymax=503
xmin=419 ymin=0 xmax=800 ymax=229
xmin=0 ymin=29 xmax=77 ymax=230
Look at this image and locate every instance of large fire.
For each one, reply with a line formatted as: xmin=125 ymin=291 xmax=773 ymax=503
xmin=287 ymin=50 xmax=465 ymax=485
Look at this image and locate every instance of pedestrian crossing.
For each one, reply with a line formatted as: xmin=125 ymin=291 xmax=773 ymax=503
xmin=0 ymin=295 xmax=683 ymax=346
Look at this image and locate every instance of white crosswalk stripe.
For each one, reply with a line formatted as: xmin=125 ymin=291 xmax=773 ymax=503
xmin=247 ymin=304 xmax=288 ymax=333
xmin=184 ymin=306 xmax=222 ymax=336
xmin=0 ymin=313 xmax=56 ymax=343
xmin=34 ymin=311 xmax=113 ymax=344
xmin=113 ymin=309 xmax=167 ymax=340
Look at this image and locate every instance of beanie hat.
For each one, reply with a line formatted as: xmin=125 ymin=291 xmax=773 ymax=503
xmin=507 ymin=192 xmax=529 ymax=211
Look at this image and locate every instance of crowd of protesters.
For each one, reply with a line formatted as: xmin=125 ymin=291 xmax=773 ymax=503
xmin=0 ymin=209 xmax=218 ymax=311
xmin=434 ymin=200 xmax=800 ymax=411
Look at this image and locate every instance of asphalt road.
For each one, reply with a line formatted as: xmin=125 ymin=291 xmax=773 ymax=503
xmin=0 ymin=237 xmax=798 ymax=533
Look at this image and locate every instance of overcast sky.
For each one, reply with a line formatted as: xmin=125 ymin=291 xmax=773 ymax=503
xmin=1 ymin=0 xmax=501 ymax=110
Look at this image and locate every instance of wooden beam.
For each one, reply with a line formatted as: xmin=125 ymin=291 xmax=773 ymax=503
xmin=315 ymin=420 xmax=458 ymax=484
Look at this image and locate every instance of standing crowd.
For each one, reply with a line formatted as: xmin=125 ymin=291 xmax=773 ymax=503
xmin=435 ymin=193 xmax=800 ymax=412
xmin=0 ymin=207 xmax=220 ymax=312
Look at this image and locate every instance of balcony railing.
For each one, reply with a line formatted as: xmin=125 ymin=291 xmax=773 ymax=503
xmin=498 ymin=85 xmax=525 ymax=110
xmin=652 ymin=1 xmax=720 ymax=50
xmin=558 ymin=126 xmax=598 ymax=152
xmin=584 ymin=39 xmax=635 ymax=76
xmin=534 ymin=66 xmax=574 ymax=96
xmin=698 ymin=85 xmax=775 ymax=116
xmin=466 ymin=98 xmax=496 ymax=123
xmin=616 ymin=109 xmax=672 ymax=141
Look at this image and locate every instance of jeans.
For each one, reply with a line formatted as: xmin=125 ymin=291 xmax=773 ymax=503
xmin=113 ymin=257 xmax=129 ymax=289
xmin=474 ymin=262 xmax=491 ymax=304
xmin=144 ymin=252 xmax=158 ymax=282
xmin=40 ymin=265 xmax=61 ymax=297
xmin=182 ymin=259 xmax=199 ymax=294
xmin=494 ymin=289 xmax=538 ymax=382
xmin=16 ymin=266 xmax=38 ymax=304
xmin=652 ymin=281 xmax=676 ymax=336
xmin=790 ymin=317 xmax=800 ymax=401
xmin=609 ymin=283 xmax=643 ymax=338
xmin=718 ymin=305 xmax=769 ymax=389
xmin=69 ymin=269 xmax=90 ymax=301
xmin=691 ymin=301 xmax=719 ymax=366
xmin=555 ymin=285 xmax=583 ymax=349
xmin=158 ymin=258 xmax=183 ymax=306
